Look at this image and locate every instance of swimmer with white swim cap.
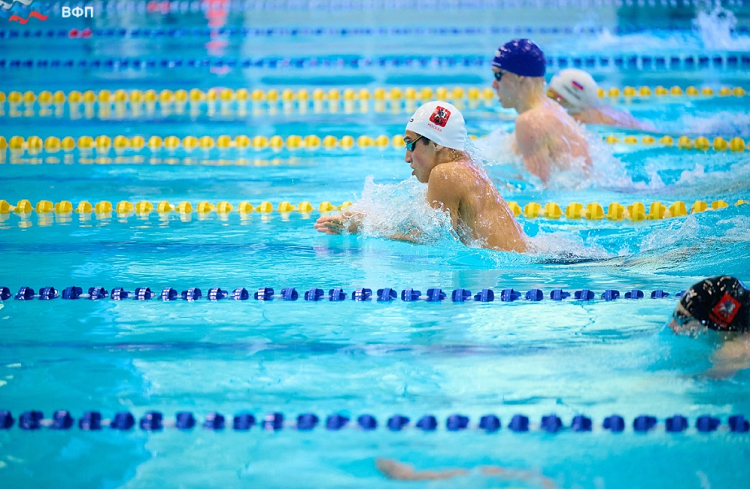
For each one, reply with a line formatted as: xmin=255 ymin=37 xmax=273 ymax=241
xmin=491 ymin=39 xmax=591 ymax=185
xmin=548 ymin=68 xmax=656 ymax=131
xmin=314 ymin=101 xmax=527 ymax=253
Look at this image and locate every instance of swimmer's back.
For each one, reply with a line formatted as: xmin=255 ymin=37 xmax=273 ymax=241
xmin=428 ymin=160 xmax=527 ymax=252
xmin=518 ymin=100 xmax=591 ymax=169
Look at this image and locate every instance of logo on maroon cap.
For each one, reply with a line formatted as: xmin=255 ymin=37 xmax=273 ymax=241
xmin=710 ymin=292 xmax=741 ymax=328
xmin=429 ymin=106 xmax=451 ymax=127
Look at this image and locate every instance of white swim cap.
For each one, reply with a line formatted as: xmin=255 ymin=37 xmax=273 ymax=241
xmin=549 ymin=69 xmax=599 ymax=111
xmin=405 ymin=101 xmax=466 ymax=151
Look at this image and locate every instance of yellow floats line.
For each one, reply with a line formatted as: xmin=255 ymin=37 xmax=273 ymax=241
xmin=2 ymin=199 xmax=746 ymax=222
xmin=0 ymin=199 xmax=353 ymax=216
xmin=1 ymin=87 xmax=494 ymax=105
xmin=2 ymin=134 xmax=749 ymax=154
xmin=507 ymin=199 xmax=748 ymax=221
xmin=0 ymin=134 xmax=404 ymax=152
xmin=596 ymin=85 xmax=746 ymax=98
xmin=603 ymin=134 xmax=748 ymax=151
xmin=0 ymin=84 xmax=746 ymax=105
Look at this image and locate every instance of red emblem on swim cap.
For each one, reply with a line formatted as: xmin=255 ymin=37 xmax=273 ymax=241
xmin=710 ymin=293 xmax=740 ymax=327
xmin=572 ymin=80 xmax=585 ymax=90
xmin=429 ymin=106 xmax=451 ymax=127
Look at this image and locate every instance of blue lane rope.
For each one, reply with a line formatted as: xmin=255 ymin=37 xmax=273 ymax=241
xmin=8 ymin=25 xmax=732 ymax=40
xmin=0 ymin=286 xmax=683 ymax=303
xmin=1 ymin=410 xmax=747 ymax=433
xmin=1 ymin=54 xmax=748 ymax=71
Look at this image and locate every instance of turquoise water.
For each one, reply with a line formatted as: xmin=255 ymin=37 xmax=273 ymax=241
xmin=2 ymin=3 xmax=750 ymax=488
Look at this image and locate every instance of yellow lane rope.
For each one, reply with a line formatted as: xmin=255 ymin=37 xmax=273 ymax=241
xmin=1 ymin=199 xmax=746 ymax=222
xmin=1 ymin=134 xmax=747 ymax=154
xmin=0 ymin=85 xmax=746 ymax=106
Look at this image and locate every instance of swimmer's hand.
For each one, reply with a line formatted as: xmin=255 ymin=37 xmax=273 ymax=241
xmin=313 ymin=213 xmax=359 ymax=235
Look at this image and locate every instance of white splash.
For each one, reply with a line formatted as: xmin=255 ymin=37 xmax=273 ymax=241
xmin=526 ymin=231 xmax=613 ymax=261
xmin=693 ymin=2 xmax=739 ymax=50
xmin=345 ymin=176 xmax=460 ymax=245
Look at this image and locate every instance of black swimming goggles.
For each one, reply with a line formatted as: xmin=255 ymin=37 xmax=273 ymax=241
xmin=405 ymin=135 xmax=424 ymax=152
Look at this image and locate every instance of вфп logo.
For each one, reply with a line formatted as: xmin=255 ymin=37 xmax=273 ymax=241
xmin=1 ymin=0 xmax=94 ymax=19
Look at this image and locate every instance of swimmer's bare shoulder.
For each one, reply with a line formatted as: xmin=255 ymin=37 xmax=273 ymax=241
xmin=515 ymin=106 xmax=558 ymax=145
xmin=426 ymin=161 xmax=467 ymax=205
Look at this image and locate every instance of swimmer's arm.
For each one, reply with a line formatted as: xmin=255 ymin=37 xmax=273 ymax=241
xmin=515 ymin=117 xmax=552 ymax=184
xmin=704 ymin=333 xmax=750 ymax=379
xmin=376 ymin=459 xmax=469 ymax=481
xmin=313 ymin=211 xmax=362 ymax=235
xmin=390 ymin=232 xmax=421 ymax=243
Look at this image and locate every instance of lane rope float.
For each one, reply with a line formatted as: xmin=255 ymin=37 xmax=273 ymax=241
xmin=1 ymin=54 xmax=749 ymax=72
xmin=0 ymin=285 xmax=691 ymax=303
xmin=1 ymin=199 xmax=746 ymax=222
xmin=0 ymin=85 xmax=745 ymax=109
xmin=6 ymin=25 xmax=750 ymax=40
xmin=0 ymin=199 xmax=746 ymax=224
xmin=0 ymin=409 xmax=747 ymax=434
xmin=1 ymin=134 xmax=748 ymax=155
xmin=0 ymin=25 xmax=634 ymax=40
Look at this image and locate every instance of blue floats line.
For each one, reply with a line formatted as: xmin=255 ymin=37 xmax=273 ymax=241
xmin=2 ymin=25 xmax=691 ymax=39
xmin=1 ymin=286 xmax=683 ymax=303
xmin=1 ymin=410 xmax=747 ymax=433
xmin=1 ymin=55 xmax=748 ymax=71
xmin=0 ymin=26 xmax=624 ymax=39
xmin=2 ymin=25 xmax=747 ymax=40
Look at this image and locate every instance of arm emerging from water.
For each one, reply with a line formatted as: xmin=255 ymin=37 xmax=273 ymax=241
xmin=376 ymin=459 xmax=559 ymax=488
xmin=314 ymin=211 xmax=423 ymax=243
xmin=313 ymin=211 xmax=361 ymax=235
xmin=705 ymin=333 xmax=750 ymax=379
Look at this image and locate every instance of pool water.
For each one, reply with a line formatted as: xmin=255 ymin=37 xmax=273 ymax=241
xmin=1 ymin=2 xmax=750 ymax=488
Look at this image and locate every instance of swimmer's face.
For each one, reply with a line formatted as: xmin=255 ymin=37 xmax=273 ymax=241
xmin=492 ymin=67 xmax=516 ymax=109
xmin=404 ymin=130 xmax=436 ymax=183
xmin=668 ymin=302 xmax=704 ymax=333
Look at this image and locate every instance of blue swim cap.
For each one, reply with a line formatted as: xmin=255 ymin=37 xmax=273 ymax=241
xmin=492 ymin=39 xmax=546 ymax=77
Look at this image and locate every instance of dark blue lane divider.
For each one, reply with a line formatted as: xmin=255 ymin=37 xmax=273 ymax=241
xmin=1 ymin=410 xmax=747 ymax=433
xmin=5 ymin=25 xmax=714 ymax=40
xmin=0 ymin=286 xmax=683 ymax=303
xmin=1 ymin=54 xmax=747 ymax=71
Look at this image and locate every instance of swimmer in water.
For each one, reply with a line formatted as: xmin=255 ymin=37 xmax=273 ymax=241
xmin=376 ymin=458 xmax=558 ymax=487
xmin=314 ymin=101 xmax=527 ymax=253
xmin=670 ymin=276 xmax=750 ymax=378
xmin=548 ymin=68 xmax=657 ymax=131
xmin=491 ymin=39 xmax=591 ymax=185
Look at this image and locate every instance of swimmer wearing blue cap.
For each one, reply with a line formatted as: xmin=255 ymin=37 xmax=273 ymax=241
xmin=670 ymin=276 xmax=750 ymax=378
xmin=314 ymin=101 xmax=527 ymax=253
xmin=491 ymin=39 xmax=591 ymax=185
